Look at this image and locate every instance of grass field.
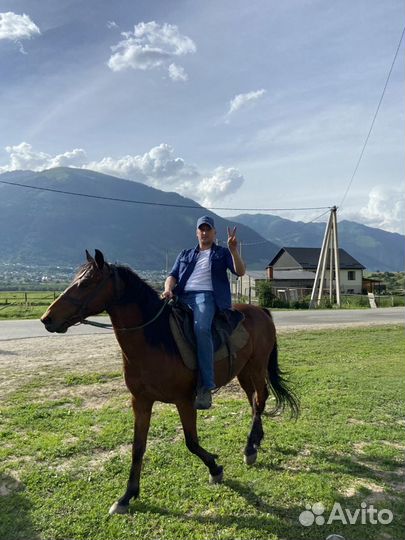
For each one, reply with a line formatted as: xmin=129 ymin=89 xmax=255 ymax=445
xmin=0 ymin=326 xmax=404 ymax=540
xmin=0 ymin=291 xmax=61 ymax=320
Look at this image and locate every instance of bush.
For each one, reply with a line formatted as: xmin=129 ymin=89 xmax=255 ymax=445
xmin=292 ymin=299 xmax=310 ymax=309
xmin=256 ymin=282 xmax=294 ymax=308
xmin=256 ymin=281 xmax=274 ymax=308
xmin=270 ymin=298 xmax=290 ymax=308
xmin=341 ymin=295 xmax=370 ymax=308
xmin=318 ymin=298 xmax=334 ymax=309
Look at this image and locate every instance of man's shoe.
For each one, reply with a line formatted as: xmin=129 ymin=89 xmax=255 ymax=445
xmin=194 ymin=388 xmax=212 ymax=410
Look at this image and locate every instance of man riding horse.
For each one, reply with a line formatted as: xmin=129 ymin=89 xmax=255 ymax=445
xmin=162 ymin=216 xmax=246 ymax=409
xmin=41 ymin=243 xmax=298 ymax=514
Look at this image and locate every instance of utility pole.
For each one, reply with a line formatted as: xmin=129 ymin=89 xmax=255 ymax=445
xmin=239 ymin=242 xmax=243 ymax=299
xmin=309 ymin=206 xmax=341 ymax=308
xmin=332 ymin=208 xmax=341 ymax=306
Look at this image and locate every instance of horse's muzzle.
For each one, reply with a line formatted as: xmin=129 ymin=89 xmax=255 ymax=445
xmin=40 ymin=315 xmax=68 ymax=334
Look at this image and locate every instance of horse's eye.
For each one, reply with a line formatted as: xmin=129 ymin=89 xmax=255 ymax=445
xmin=78 ymin=278 xmax=91 ymax=289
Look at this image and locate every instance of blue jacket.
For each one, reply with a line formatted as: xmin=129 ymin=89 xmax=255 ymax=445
xmin=169 ymin=244 xmax=238 ymax=310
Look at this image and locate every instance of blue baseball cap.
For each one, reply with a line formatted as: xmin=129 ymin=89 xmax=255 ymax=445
xmin=196 ymin=215 xmax=215 ymax=229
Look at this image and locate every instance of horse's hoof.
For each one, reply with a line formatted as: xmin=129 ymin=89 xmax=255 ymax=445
xmin=209 ymin=466 xmax=223 ymax=484
xmin=244 ymin=451 xmax=257 ymax=466
xmin=109 ymin=501 xmax=129 ymax=515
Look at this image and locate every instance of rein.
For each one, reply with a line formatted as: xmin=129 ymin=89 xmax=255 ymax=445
xmin=81 ymin=299 xmax=170 ymax=332
xmin=63 ymin=264 xmax=170 ymax=332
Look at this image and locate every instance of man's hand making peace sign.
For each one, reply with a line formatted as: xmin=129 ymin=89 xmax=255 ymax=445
xmin=227 ymin=226 xmax=238 ymax=252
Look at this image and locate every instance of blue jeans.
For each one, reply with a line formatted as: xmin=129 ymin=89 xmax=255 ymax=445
xmin=180 ymin=291 xmax=216 ymax=391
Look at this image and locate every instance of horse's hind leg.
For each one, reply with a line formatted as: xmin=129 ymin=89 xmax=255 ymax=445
xmin=176 ymin=400 xmax=223 ymax=483
xmin=237 ymin=364 xmax=269 ymax=465
xmin=109 ymin=397 xmax=153 ymax=515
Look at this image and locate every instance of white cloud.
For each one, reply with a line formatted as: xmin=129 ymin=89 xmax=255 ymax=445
xmin=106 ymin=21 xmax=119 ymax=30
xmin=17 ymin=41 xmax=27 ymax=54
xmin=0 ymin=12 xmax=40 ymax=41
xmin=197 ymin=167 xmax=245 ymax=207
xmin=131 ymin=21 xmax=196 ymax=55
xmin=356 ymin=185 xmax=404 ymax=234
xmin=86 ymin=144 xmax=197 ymax=185
xmin=168 ymin=63 xmax=188 ymax=82
xmin=47 ymin=149 xmax=88 ymax=168
xmin=0 ymin=142 xmax=86 ymax=172
xmin=107 ymin=21 xmax=195 ymax=81
xmin=0 ymin=142 xmax=245 ymax=206
xmin=227 ymin=89 xmax=266 ymax=117
xmin=86 ymin=145 xmax=245 ymax=205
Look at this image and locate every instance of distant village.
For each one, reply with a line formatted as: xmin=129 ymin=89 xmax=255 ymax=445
xmin=0 ymin=262 xmax=166 ymax=291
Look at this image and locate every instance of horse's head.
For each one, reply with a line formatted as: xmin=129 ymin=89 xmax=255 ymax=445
xmin=41 ymin=249 xmax=114 ymax=333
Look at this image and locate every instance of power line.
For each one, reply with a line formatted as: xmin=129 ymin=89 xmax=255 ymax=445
xmin=339 ymin=26 xmax=405 ymax=210
xmin=239 ymin=239 xmax=274 ymax=246
xmin=306 ymin=208 xmax=332 ymax=224
xmin=218 ymin=238 xmax=273 ymax=247
xmin=0 ymin=178 xmax=331 ymax=212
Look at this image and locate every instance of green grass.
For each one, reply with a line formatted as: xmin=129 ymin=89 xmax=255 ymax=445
xmin=0 ymin=291 xmax=61 ymax=319
xmin=1 ymin=326 xmax=404 ymax=539
xmin=63 ymin=372 xmax=122 ymax=386
xmin=377 ymin=295 xmax=405 ymax=308
xmin=0 ymin=291 xmax=109 ymax=320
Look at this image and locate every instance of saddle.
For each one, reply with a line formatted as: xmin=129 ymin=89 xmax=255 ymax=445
xmin=168 ymin=298 xmax=249 ymax=377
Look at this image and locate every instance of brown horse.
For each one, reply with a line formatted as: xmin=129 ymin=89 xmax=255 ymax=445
xmin=41 ymin=249 xmax=299 ymax=515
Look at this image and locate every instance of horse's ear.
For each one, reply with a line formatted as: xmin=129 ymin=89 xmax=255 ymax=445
xmin=86 ymin=250 xmax=95 ymax=263
xmin=94 ymin=249 xmax=105 ymax=270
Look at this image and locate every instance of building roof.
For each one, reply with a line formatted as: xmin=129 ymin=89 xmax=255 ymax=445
xmin=267 ymin=247 xmax=365 ymax=270
xmin=245 ymin=271 xmax=268 ymax=280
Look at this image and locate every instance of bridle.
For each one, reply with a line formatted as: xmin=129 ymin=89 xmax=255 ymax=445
xmin=60 ymin=264 xmax=169 ymax=332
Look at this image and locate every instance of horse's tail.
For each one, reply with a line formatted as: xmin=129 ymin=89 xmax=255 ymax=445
xmin=262 ymin=308 xmax=300 ymax=419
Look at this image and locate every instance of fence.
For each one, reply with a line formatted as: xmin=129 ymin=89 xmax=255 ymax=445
xmin=0 ymin=291 xmax=61 ymax=317
xmin=232 ymin=287 xmax=405 ymax=309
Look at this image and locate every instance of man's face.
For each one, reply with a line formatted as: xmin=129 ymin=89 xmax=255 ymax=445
xmin=197 ymin=224 xmax=216 ymax=247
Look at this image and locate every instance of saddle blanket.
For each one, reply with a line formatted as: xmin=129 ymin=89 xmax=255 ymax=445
xmin=169 ymin=310 xmax=250 ymax=371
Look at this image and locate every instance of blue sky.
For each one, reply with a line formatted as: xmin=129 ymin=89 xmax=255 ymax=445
xmin=0 ymin=0 xmax=403 ymax=233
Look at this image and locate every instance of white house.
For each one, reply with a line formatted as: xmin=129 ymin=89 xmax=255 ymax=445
xmin=267 ymin=247 xmax=366 ymax=295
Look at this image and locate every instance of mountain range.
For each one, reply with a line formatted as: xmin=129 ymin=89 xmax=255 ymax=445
xmin=0 ymin=168 xmax=278 ymax=271
xmin=0 ymin=167 xmax=403 ymax=272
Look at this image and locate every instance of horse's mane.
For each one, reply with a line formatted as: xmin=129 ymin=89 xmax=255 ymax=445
xmin=113 ymin=264 xmax=179 ymax=356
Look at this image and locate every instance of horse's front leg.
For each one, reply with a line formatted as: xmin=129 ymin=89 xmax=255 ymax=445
xmin=109 ymin=396 xmax=153 ymax=515
xmin=176 ymin=400 xmax=223 ymax=483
